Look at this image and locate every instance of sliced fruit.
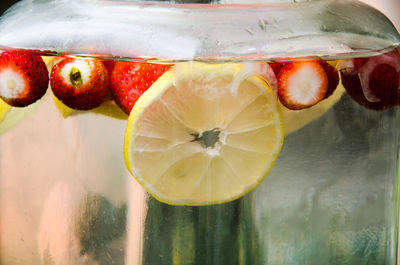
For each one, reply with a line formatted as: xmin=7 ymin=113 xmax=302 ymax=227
xmin=52 ymin=58 xmax=126 ymax=119
xmin=320 ymin=60 xmax=339 ymax=98
xmin=272 ymin=60 xmax=344 ymax=135
xmin=102 ymin=60 xmax=115 ymax=76
xmin=271 ymin=59 xmax=344 ymax=135
xmin=277 ymin=60 xmax=328 ymax=110
xmin=0 ymin=50 xmax=49 ymax=107
xmin=340 ymin=49 xmax=400 ymax=110
xmin=110 ymin=62 xmax=170 ymax=115
xmin=0 ymin=97 xmax=42 ymax=134
xmin=255 ymin=63 xmax=278 ymax=91
xmin=270 ymin=62 xmax=286 ymax=77
xmin=280 ymin=83 xmax=345 ymax=135
xmin=102 ymin=60 xmax=115 ymax=88
xmin=272 ymin=60 xmax=339 ymax=99
xmin=124 ymin=62 xmax=283 ymax=206
xmin=53 ymin=94 xmax=128 ymax=120
xmin=0 ymin=98 xmax=11 ymax=122
xmin=50 ymin=58 xmax=108 ymax=110
xmin=52 ymin=95 xmax=74 ymax=117
xmin=41 ymin=56 xmax=56 ymax=70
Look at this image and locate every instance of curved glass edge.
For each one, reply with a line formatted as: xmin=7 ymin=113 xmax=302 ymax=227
xmin=0 ymin=0 xmax=398 ymax=61
xmin=391 ymin=109 xmax=400 ymax=265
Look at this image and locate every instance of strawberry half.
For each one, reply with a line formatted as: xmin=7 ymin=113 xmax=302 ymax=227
xmin=277 ymin=60 xmax=328 ymax=110
xmin=110 ymin=62 xmax=170 ymax=114
xmin=340 ymin=49 xmax=400 ymax=111
xmin=270 ymin=62 xmax=286 ymax=77
xmin=0 ymin=50 xmax=49 ymax=107
xmin=50 ymin=58 xmax=108 ymax=110
xmin=320 ymin=60 xmax=339 ymax=98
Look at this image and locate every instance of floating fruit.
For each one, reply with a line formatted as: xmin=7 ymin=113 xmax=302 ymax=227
xmin=280 ymin=84 xmax=345 ymax=135
xmin=52 ymin=95 xmax=128 ymax=120
xmin=124 ymin=62 xmax=283 ymax=205
xmin=110 ymin=62 xmax=170 ymax=114
xmin=0 ymin=97 xmax=43 ymax=134
xmin=277 ymin=60 xmax=328 ymax=110
xmin=0 ymin=50 xmax=49 ymax=107
xmin=320 ymin=60 xmax=339 ymax=98
xmin=50 ymin=58 xmax=109 ymax=110
xmin=340 ymin=49 xmax=400 ymax=110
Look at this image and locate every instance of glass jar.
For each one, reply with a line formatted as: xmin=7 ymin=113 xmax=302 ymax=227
xmin=0 ymin=0 xmax=399 ymax=264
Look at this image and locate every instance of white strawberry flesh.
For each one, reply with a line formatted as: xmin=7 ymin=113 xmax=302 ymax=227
xmin=287 ymin=66 xmax=324 ymax=104
xmin=277 ymin=61 xmax=328 ymax=110
xmin=60 ymin=60 xmax=93 ymax=87
xmin=0 ymin=68 xmax=26 ymax=99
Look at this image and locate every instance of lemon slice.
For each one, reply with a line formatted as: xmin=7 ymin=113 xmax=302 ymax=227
xmin=281 ymin=83 xmax=345 ymax=135
xmin=124 ymin=62 xmax=284 ymax=206
xmin=42 ymin=56 xmax=56 ymax=69
xmin=0 ymin=99 xmax=12 ymax=122
xmin=0 ymin=98 xmax=40 ymax=134
xmin=53 ymin=95 xmax=128 ymax=120
xmin=280 ymin=60 xmax=344 ymax=135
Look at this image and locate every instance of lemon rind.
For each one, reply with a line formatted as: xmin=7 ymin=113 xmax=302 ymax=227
xmin=124 ymin=65 xmax=284 ymax=206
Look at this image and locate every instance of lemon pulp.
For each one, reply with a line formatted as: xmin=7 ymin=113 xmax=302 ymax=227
xmin=0 ymin=99 xmax=11 ymax=122
xmin=124 ymin=62 xmax=284 ymax=206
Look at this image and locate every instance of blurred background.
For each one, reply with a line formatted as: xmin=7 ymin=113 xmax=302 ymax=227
xmin=361 ymin=0 xmax=399 ymax=30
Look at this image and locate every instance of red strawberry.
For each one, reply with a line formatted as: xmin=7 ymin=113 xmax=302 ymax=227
xmin=50 ymin=58 xmax=108 ymax=110
xmin=340 ymin=49 xmax=400 ymax=111
xmin=353 ymin=57 xmax=369 ymax=69
xmin=277 ymin=60 xmax=328 ymax=110
xmin=102 ymin=60 xmax=115 ymax=76
xmin=271 ymin=60 xmax=339 ymax=100
xmin=110 ymin=62 xmax=170 ymax=114
xmin=0 ymin=50 xmax=49 ymax=107
xmin=270 ymin=62 xmax=285 ymax=76
xmin=101 ymin=59 xmax=116 ymax=99
xmin=320 ymin=61 xmax=339 ymax=98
